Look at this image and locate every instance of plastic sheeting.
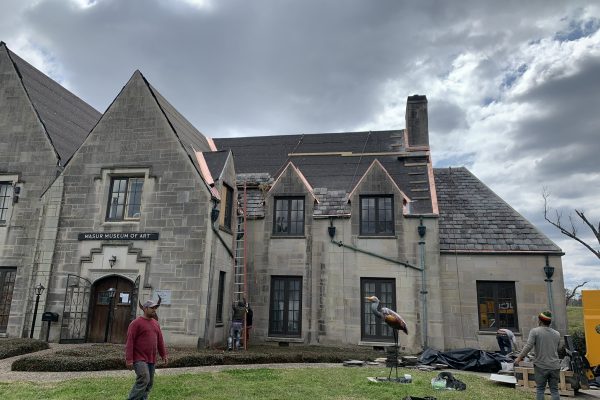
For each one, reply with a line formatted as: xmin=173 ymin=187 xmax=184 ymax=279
xmin=419 ymin=348 xmax=512 ymax=373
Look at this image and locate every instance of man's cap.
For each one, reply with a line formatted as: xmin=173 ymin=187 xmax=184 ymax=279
xmin=142 ymin=299 xmax=159 ymax=309
xmin=538 ymin=310 xmax=552 ymax=322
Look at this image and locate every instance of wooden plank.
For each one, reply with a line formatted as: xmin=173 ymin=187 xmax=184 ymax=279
xmin=514 ymin=367 xmax=576 ymax=396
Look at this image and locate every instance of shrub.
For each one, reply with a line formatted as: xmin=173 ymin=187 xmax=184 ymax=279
xmin=0 ymin=338 xmax=49 ymax=360
xmin=12 ymin=343 xmax=381 ymax=372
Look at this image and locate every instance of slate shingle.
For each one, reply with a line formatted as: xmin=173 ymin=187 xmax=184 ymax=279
xmin=434 ymin=167 xmax=562 ymax=253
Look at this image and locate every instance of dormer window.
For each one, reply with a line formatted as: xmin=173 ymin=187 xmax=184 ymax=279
xmin=360 ymin=195 xmax=394 ymax=235
xmin=106 ymin=177 xmax=144 ymax=221
xmin=273 ymin=197 xmax=304 ymax=236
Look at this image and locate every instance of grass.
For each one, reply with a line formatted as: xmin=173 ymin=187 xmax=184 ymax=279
xmin=0 ymin=366 xmax=536 ymax=399
xmin=567 ymin=306 xmax=584 ymax=333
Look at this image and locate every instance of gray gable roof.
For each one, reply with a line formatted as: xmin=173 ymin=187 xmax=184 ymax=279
xmin=215 ymin=130 xmax=434 ymax=215
xmin=434 ymin=167 xmax=562 ymax=253
xmin=3 ymin=44 xmax=101 ymax=163
xmin=147 ymin=81 xmax=213 ymax=154
xmin=203 ymin=150 xmax=229 ymax=180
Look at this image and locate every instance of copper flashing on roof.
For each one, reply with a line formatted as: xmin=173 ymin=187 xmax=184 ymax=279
xmin=268 ymin=161 xmax=319 ymax=204
xmin=347 ymin=159 xmax=411 ymax=213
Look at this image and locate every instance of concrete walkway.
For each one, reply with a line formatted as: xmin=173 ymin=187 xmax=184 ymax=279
xmin=1 ymin=344 xmax=599 ymax=399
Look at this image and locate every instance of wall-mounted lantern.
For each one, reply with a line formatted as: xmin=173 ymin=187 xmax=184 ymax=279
xmin=108 ymin=255 xmax=117 ymax=268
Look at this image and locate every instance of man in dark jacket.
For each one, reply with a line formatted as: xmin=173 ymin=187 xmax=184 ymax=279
xmin=227 ymin=300 xmax=247 ymax=351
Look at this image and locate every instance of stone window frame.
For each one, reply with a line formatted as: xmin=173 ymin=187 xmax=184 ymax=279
xmin=99 ymin=168 xmax=152 ymax=225
xmin=360 ymin=277 xmax=396 ymax=341
xmin=268 ymin=275 xmax=302 ymax=337
xmin=359 ymin=195 xmax=395 ymax=236
xmin=272 ymin=196 xmax=305 ymax=236
xmin=0 ymin=175 xmax=19 ymax=226
xmin=476 ymin=280 xmax=519 ymax=332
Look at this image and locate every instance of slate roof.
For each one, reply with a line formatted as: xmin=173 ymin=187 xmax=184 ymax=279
xmin=3 ymin=44 xmax=101 ymax=163
xmin=134 ymin=72 xmax=215 ymax=196
xmin=434 ymin=167 xmax=562 ymax=253
xmin=215 ymin=130 xmax=434 ymax=216
xmin=148 ymin=81 xmax=213 ymax=154
xmin=202 ymin=150 xmax=229 ymax=181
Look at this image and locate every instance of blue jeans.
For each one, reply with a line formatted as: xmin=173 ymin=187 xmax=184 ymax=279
xmin=128 ymin=361 xmax=155 ymax=400
xmin=496 ymin=334 xmax=512 ymax=355
xmin=228 ymin=321 xmax=243 ymax=350
xmin=534 ymin=366 xmax=560 ymax=400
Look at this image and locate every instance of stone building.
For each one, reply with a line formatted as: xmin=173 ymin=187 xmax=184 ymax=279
xmin=0 ymin=42 xmax=566 ymax=352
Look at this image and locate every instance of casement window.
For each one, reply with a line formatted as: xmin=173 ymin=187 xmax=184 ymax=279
xmin=106 ymin=177 xmax=144 ymax=221
xmin=222 ymin=185 xmax=234 ymax=230
xmin=273 ymin=197 xmax=304 ymax=236
xmin=269 ymin=276 xmax=302 ymax=337
xmin=0 ymin=183 xmax=13 ymax=224
xmin=216 ymin=271 xmax=226 ymax=324
xmin=0 ymin=267 xmax=17 ymax=333
xmin=477 ymin=281 xmax=519 ymax=331
xmin=361 ymin=278 xmax=396 ymax=341
xmin=360 ymin=195 xmax=394 ymax=235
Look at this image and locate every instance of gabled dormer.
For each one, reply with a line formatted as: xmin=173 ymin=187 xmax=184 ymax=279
xmin=348 ymin=159 xmax=410 ymax=237
xmin=267 ymin=162 xmax=318 ymax=237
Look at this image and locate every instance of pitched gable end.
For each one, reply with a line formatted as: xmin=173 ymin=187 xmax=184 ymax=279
xmin=269 ymin=162 xmax=319 ymax=203
xmin=1 ymin=43 xmax=100 ymax=164
xmin=349 ymin=159 xmax=410 ymax=205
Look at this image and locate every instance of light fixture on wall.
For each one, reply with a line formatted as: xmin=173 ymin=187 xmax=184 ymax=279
xmin=108 ymin=255 xmax=117 ymax=268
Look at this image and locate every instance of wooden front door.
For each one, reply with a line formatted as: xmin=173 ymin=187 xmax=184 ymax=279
xmin=88 ymin=276 xmax=134 ymax=343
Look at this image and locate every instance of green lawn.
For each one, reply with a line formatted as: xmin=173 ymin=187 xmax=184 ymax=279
xmin=567 ymin=306 xmax=584 ymax=333
xmin=0 ymin=367 xmax=535 ymax=400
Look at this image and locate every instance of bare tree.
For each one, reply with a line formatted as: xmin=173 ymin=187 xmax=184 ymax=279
xmin=565 ymin=281 xmax=589 ymax=306
xmin=543 ymin=189 xmax=600 ymax=259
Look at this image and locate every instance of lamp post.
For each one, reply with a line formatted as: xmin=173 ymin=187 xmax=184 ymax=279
xmin=104 ymin=287 xmax=116 ymax=343
xmin=543 ymin=255 xmax=555 ymax=326
xmin=29 ymin=283 xmax=45 ymax=338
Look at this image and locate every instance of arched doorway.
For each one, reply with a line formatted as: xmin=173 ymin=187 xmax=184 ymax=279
xmin=88 ymin=275 xmax=134 ymax=343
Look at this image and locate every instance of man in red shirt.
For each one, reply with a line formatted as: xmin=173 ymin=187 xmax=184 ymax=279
xmin=125 ymin=299 xmax=168 ymax=400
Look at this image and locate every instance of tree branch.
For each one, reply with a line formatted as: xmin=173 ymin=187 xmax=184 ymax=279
xmin=565 ymin=281 xmax=589 ymax=305
xmin=543 ymin=190 xmax=600 ymax=259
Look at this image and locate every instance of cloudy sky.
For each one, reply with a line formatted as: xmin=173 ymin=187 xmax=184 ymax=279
xmin=2 ymin=0 xmax=599 ymax=290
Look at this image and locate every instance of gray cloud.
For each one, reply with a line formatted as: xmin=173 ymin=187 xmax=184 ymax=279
xmin=1 ymin=0 xmax=599 ymax=287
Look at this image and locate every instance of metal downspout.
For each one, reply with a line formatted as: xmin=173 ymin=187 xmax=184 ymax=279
xmin=418 ymin=217 xmax=427 ymax=349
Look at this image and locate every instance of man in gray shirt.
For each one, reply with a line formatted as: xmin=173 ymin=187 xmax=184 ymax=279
xmin=515 ymin=310 xmax=561 ymax=400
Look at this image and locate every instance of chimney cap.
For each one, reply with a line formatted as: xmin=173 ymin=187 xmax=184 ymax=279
xmin=407 ymin=94 xmax=427 ymax=102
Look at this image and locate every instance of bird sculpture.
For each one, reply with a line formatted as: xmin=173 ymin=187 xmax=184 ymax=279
xmin=365 ymin=295 xmax=408 ymax=380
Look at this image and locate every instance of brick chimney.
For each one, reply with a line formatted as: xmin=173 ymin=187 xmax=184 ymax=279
xmin=405 ymin=95 xmax=429 ymax=148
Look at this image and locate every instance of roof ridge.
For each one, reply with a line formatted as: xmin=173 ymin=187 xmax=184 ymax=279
xmin=138 ymin=71 xmax=215 ymax=198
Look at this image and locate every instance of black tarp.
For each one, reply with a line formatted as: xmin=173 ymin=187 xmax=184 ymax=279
xmin=418 ymin=348 xmax=512 ymax=372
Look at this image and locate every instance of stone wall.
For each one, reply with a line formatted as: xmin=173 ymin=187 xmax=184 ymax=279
xmin=0 ymin=48 xmax=60 ymax=337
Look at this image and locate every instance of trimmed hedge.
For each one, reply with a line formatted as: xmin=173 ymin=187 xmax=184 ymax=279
xmin=11 ymin=344 xmax=381 ymax=372
xmin=0 ymin=338 xmax=49 ymax=360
